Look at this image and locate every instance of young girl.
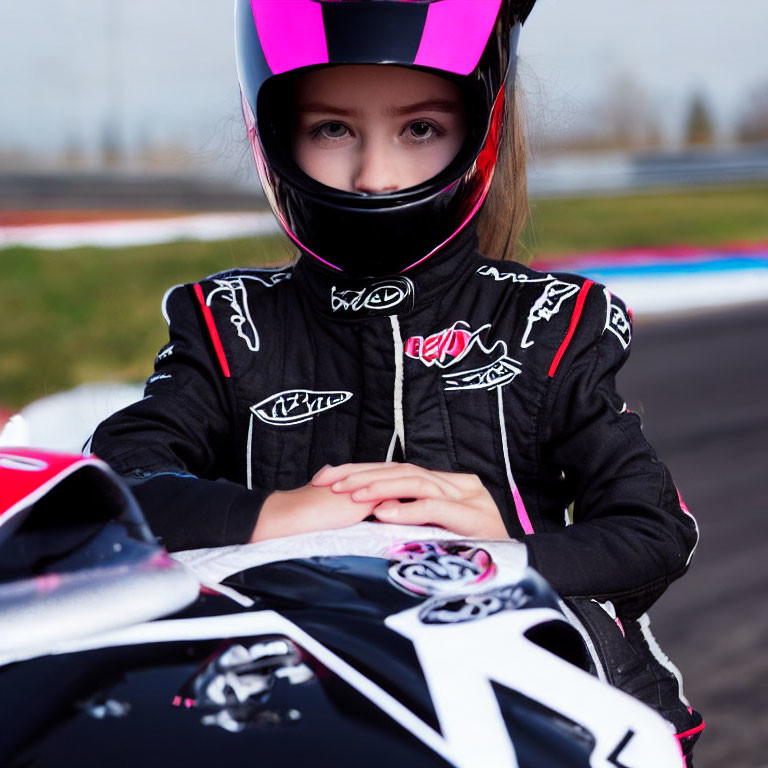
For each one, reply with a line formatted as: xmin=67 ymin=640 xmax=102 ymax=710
xmin=93 ymin=0 xmax=703 ymax=761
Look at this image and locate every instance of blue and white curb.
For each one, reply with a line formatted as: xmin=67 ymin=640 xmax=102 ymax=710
xmin=535 ymin=249 xmax=768 ymax=316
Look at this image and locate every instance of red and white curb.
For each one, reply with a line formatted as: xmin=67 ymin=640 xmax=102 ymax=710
xmin=0 ymin=212 xmax=279 ymax=250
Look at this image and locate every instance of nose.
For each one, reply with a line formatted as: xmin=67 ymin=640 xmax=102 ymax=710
xmin=353 ymin=139 xmax=400 ymax=195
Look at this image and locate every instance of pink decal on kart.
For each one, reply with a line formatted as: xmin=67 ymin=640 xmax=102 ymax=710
xmin=35 ymin=574 xmax=61 ymax=593
xmin=387 ymin=541 xmax=497 ymax=597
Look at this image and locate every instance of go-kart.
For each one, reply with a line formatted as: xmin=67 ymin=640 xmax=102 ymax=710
xmin=0 ymin=448 xmax=683 ymax=767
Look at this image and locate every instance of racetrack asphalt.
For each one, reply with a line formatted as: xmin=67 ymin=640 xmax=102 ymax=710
xmin=618 ymin=302 xmax=768 ymax=768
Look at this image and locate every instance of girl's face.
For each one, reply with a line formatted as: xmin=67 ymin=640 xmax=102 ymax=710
xmin=293 ymin=65 xmax=467 ymax=194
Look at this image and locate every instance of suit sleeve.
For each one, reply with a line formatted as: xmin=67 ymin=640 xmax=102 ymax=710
xmin=91 ymin=283 xmax=265 ymax=551
xmin=525 ymin=287 xmax=699 ymax=617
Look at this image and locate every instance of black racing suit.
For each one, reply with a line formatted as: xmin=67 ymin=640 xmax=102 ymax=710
xmin=92 ymin=227 xmax=703 ymax=750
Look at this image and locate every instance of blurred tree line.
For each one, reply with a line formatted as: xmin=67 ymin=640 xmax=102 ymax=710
xmin=532 ymin=76 xmax=768 ymax=153
xmin=737 ymin=81 xmax=768 ymax=143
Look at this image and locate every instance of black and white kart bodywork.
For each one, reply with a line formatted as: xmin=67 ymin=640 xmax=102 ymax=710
xmin=0 ymin=450 xmax=682 ymax=767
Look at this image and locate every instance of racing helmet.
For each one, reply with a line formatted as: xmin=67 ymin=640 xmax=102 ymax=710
xmin=236 ymin=0 xmax=536 ymax=276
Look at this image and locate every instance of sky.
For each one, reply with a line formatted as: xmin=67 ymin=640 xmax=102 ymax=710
xmin=518 ymin=0 xmax=768 ymax=144
xmin=0 ymin=0 xmax=766 ymax=174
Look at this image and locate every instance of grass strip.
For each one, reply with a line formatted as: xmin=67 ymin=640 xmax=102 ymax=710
xmin=2 ymin=185 xmax=768 ymax=410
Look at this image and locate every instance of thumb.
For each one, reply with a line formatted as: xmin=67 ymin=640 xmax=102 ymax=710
xmin=310 ymin=464 xmax=334 ymax=486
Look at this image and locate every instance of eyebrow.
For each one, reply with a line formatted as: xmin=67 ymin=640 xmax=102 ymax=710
xmin=387 ymin=99 xmax=463 ymax=116
xmin=296 ymin=103 xmax=359 ymax=117
xmin=296 ymin=99 xmax=462 ymax=117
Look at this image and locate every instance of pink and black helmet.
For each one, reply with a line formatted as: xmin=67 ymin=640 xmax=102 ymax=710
xmin=235 ymin=0 xmax=536 ymax=276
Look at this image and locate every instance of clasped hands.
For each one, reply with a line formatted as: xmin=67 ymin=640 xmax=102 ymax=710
xmin=251 ymin=462 xmax=509 ymax=542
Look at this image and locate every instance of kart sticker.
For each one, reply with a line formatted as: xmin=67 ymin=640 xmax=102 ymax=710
xmin=418 ymin=582 xmax=535 ymax=625
xmin=387 ymin=541 xmax=496 ymax=596
xmin=603 ymin=288 xmax=632 ymax=350
xmin=331 ymin=277 xmax=414 ymax=316
xmin=476 ymin=265 xmax=555 ymax=283
xmin=405 ymin=322 xmax=521 ymax=391
xmin=521 ymin=280 xmax=581 ymax=348
xmin=173 ymin=637 xmax=312 ymax=733
xmin=0 ymin=454 xmax=48 ymax=472
xmin=250 ymin=389 xmax=353 ymax=426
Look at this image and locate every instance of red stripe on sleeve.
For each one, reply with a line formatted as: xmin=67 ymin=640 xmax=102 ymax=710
xmin=548 ymin=280 xmax=595 ymax=378
xmin=193 ymin=283 xmax=231 ymax=379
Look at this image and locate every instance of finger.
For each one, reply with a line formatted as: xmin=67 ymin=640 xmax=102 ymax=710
xmin=311 ymin=462 xmax=398 ymax=486
xmin=374 ymin=498 xmax=469 ymax=533
xmin=375 ymin=499 xmax=510 ymax=539
xmin=351 ymin=476 xmax=456 ymax=503
xmin=310 ymin=464 xmax=333 ymax=485
xmin=425 ymin=470 xmax=486 ymax=494
xmin=331 ymin=466 xmax=463 ymax=498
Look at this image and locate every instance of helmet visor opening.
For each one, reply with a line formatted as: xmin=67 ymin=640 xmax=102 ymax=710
xmin=257 ymin=65 xmax=492 ymax=207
